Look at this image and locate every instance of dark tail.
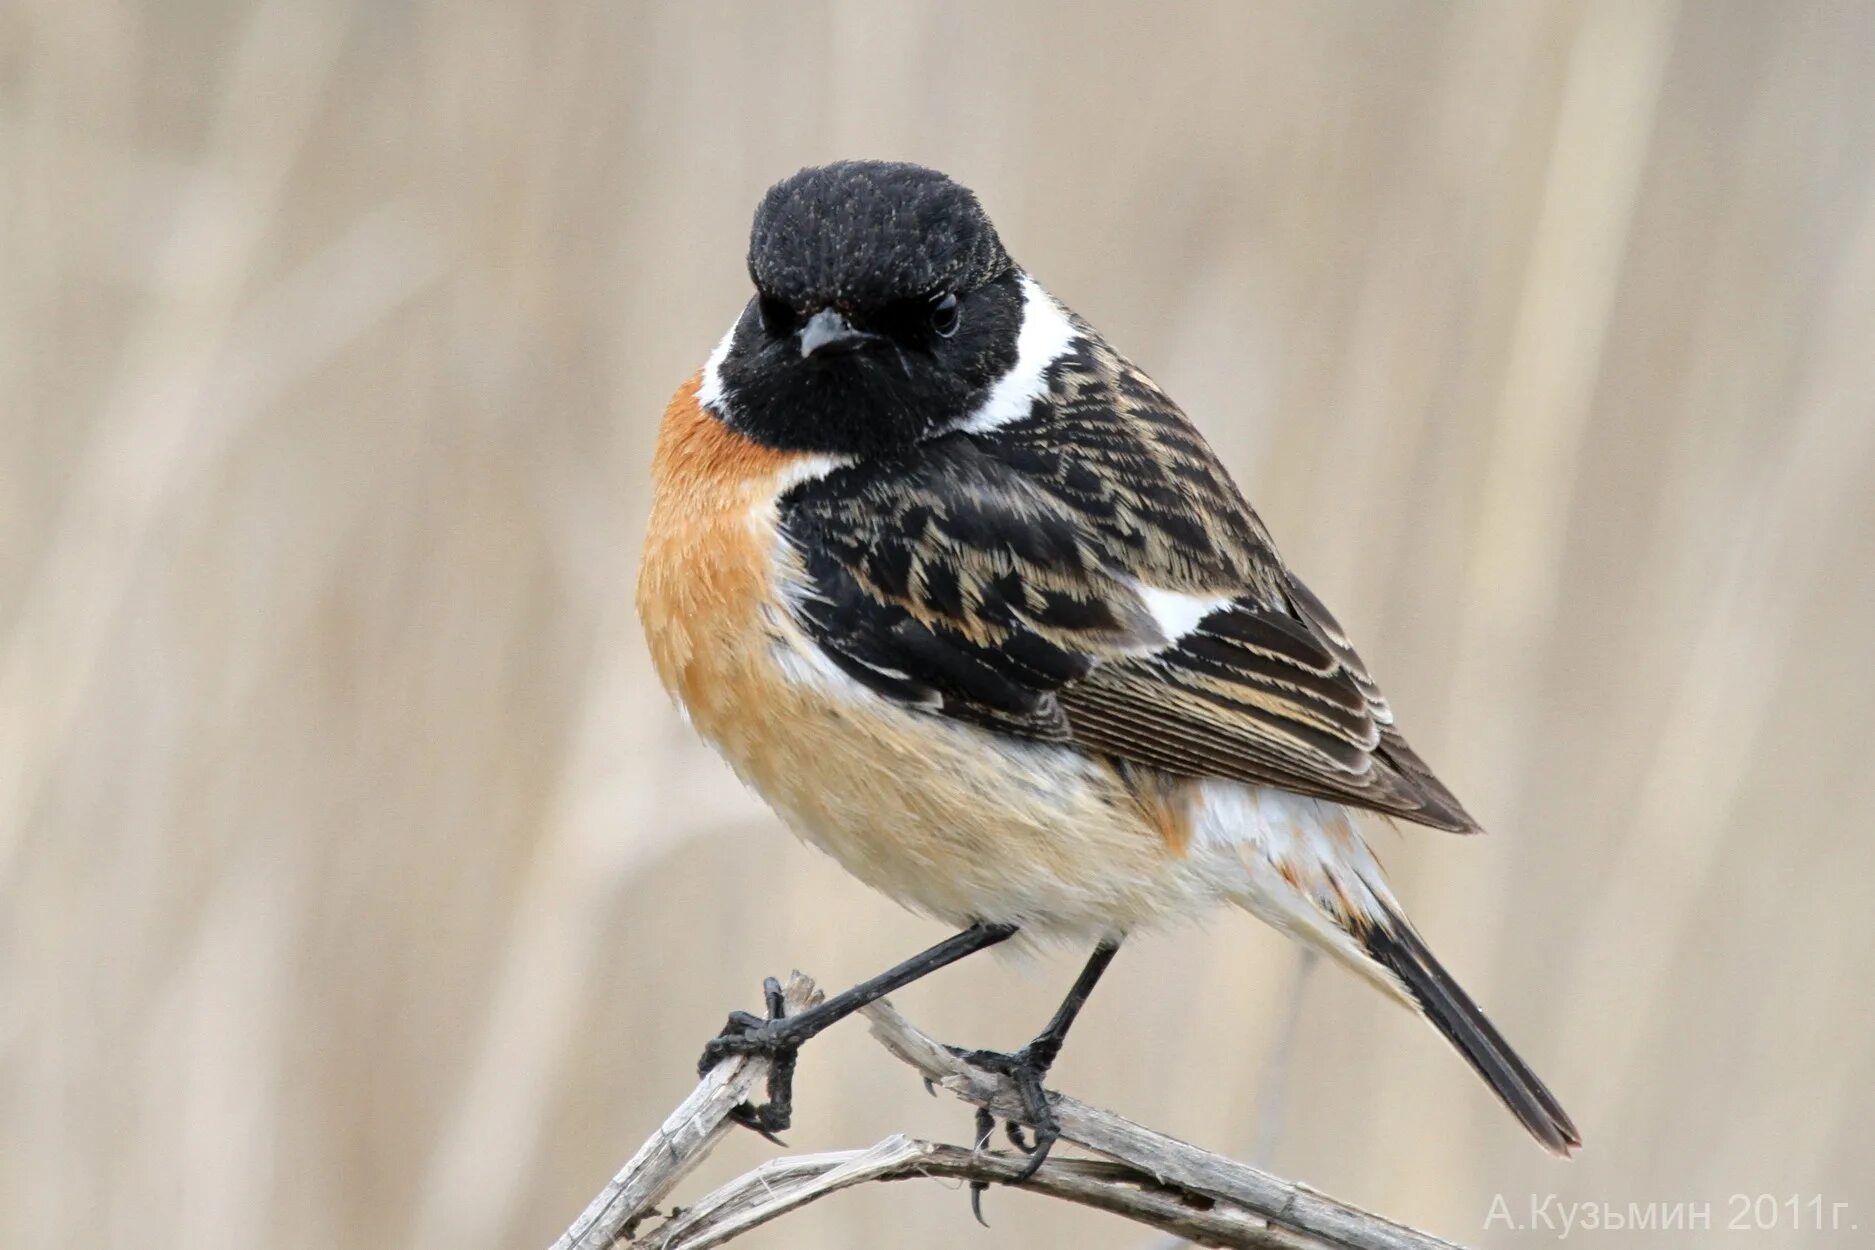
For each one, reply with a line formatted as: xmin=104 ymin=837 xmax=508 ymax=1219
xmin=1360 ymin=920 xmax=1582 ymax=1155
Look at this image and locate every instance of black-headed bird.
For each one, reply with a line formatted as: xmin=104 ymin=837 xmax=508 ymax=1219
xmin=637 ymin=161 xmax=1578 ymax=1194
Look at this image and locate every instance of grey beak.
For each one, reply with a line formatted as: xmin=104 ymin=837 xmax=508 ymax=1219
xmin=798 ymin=308 xmax=876 ymax=358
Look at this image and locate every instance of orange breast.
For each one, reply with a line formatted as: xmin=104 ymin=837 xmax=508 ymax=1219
xmin=636 ymin=377 xmax=813 ymax=740
xmin=635 ymin=376 xmax=1200 ymax=933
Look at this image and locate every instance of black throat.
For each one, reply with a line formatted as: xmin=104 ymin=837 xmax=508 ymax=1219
xmin=712 ymin=269 xmax=1024 ymax=455
xmin=710 ymin=161 xmax=1025 ymax=455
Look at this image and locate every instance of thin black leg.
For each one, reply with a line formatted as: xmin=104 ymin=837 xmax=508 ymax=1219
xmin=699 ymin=921 xmax=1018 ymax=1136
xmin=1024 ymin=940 xmax=1120 ymax=1070
xmin=954 ymin=939 xmax=1122 ymax=1221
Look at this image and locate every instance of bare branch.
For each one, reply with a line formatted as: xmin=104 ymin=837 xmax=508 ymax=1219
xmin=638 ymin=1135 xmax=1327 ymax=1250
xmin=861 ymin=998 xmax=1462 ymax=1250
xmin=548 ymin=975 xmax=1468 ymax=1250
xmin=549 ymin=973 xmax=824 ymax=1250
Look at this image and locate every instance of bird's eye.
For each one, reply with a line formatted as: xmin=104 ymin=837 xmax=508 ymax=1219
xmin=758 ymin=295 xmax=800 ymax=337
xmin=928 ymin=292 xmax=961 ymax=338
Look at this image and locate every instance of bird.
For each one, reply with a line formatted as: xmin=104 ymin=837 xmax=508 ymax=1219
xmin=636 ymin=160 xmax=1580 ymax=1193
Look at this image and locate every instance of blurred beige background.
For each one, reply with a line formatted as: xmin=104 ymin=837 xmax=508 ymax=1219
xmin=6 ymin=2 xmax=1875 ymax=1248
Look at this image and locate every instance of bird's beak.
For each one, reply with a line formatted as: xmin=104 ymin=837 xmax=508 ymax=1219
xmin=798 ymin=308 xmax=877 ymax=359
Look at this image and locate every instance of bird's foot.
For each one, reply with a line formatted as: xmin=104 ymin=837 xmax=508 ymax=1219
xmin=697 ymin=976 xmax=798 ymax=1144
xmin=947 ymin=1042 xmax=1063 ymax=1223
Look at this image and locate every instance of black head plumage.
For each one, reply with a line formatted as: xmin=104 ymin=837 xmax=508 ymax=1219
xmin=714 ymin=161 xmax=1027 ymax=456
xmin=748 ymin=161 xmax=1011 ymax=310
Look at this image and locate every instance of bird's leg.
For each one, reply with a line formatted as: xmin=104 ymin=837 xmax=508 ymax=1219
xmin=698 ymin=921 xmax=1018 ymax=1139
xmin=700 ymin=976 xmax=795 ymax=1142
xmin=950 ymin=939 xmax=1120 ymax=1217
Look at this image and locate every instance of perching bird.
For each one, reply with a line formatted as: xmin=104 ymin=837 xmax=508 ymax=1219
xmin=637 ymin=160 xmax=1579 ymax=1187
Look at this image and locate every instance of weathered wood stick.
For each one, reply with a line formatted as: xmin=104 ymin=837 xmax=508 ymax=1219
xmin=859 ymin=997 xmax=1464 ymax=1250
xmin=549 ymin=975 xmax=1467 ymax=1250
xmin=548 ymin=973 xmax=823 ymax=1250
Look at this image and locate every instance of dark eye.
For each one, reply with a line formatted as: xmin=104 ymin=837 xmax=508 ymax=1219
xmin=928 ymin=292 xmax=960 ymax=338
xmin=758 ymin=295 xmax=800 ymax=337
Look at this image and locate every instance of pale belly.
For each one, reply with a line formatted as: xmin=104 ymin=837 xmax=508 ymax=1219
xmin=635 ymin=382 xmax=1293 ymax=941
xmin=691 ymin=628 xmax=1252 ymax=939
xmin=639 ymin=527 xmax=1379 ymax=945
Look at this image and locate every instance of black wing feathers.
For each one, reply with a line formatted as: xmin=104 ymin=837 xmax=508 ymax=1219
xmin=784 ymin=439 xmax=1135 ymax=736
xmin=777 ymin=334 xmax=1478 ymax=832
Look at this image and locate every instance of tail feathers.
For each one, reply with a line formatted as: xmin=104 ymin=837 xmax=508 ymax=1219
xmin=1359 ymin=920 xmax=1581 ymax=1156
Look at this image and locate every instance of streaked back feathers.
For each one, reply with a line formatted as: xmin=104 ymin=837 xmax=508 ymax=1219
xmin=641 ymin=160 xmax=1572 ymax=1156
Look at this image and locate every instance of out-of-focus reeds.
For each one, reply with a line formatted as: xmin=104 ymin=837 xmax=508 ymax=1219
xmin=5 ymin=4 xmax=1873 ymax=1248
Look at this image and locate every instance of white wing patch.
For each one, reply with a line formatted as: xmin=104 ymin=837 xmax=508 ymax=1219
xmin=1128 ymin=582 xmax=1234 ymax=642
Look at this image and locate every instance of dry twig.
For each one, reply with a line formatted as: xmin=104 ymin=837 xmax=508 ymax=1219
xmin=548 ymin=974 xmax=824 ymax=1250
xmin=549 ymin=974 xmax=1465 ymax=1250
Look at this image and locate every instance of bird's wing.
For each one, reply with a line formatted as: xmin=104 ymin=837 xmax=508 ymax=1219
xmin=776 ymin=341 xmax=1478 ymax=832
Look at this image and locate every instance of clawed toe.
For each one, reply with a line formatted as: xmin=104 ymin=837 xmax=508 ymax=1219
xmin=969 ymin=1106 xmax=998 ymax=1226
xmin=725 ymin=1097 xmax=792 ymax=1146
xmin=696 ymin=1010 xmax=776 ymax=1073
xmin=698 ymin=976 xmax=799 ymax=1138
xmin=951 ymin=1044 xmax=1064 ymax=1218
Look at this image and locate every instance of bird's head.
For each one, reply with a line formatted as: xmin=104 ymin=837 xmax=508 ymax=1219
xmin=707 ymin=161 xmax=1027 ymax=455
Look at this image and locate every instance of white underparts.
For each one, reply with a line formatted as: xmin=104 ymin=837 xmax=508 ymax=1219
xmin=1192 ymin=780 xmax=1410 ymax=999
xmin=957 ymin=273 xmax=1080 ymax=433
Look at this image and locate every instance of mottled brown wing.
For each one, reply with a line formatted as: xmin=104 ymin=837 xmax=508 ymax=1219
xmin=1059 ymin=588 xmax=1478 ymax=831
xmin=777 ymin=330 xmax=1479 ymax=832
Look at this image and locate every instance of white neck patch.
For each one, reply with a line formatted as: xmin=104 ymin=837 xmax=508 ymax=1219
xmin=956 ymin=273 xmax=1079 ymax=433
xmin=694 ymin=313 xmax=742 ymax=417
xmin=699 ymin=273 xmax=1078 ymax=441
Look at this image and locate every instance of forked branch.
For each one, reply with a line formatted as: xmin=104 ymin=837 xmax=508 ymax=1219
xmin=549 ymin=973 xmax=1466 ymax=1250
